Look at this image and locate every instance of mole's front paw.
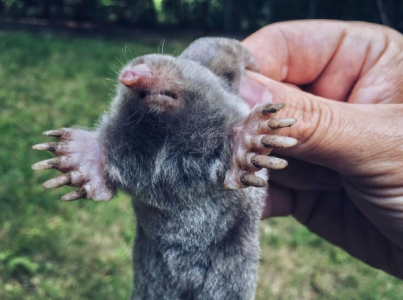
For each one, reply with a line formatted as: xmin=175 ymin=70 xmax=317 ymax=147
xmin=32 ymin=128 xmax=114 ymax=201
xmin=224 ymin=103 xmax=297 ymax=189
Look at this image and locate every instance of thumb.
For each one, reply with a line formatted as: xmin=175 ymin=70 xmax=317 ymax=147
xmin=241 ymin=71 xmax=396 ymax=176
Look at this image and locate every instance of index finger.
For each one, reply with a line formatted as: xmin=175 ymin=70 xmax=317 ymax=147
xmin=243 ymin=20 xmax=392 ymax=101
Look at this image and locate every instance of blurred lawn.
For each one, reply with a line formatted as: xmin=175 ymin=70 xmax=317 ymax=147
xmin=0 ymin=30 xmax=402 ymax=300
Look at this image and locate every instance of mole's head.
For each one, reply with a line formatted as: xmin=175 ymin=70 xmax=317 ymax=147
xmin=115 ymin=54 xmax=235 ymax=118
xmin=116 ymin=54 xmax=192 ymax=115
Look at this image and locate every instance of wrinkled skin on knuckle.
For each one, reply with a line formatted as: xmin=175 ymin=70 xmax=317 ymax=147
xmin=280 ymin=92 xmax=325 ymax=150
xmin=355 ymin=111 xmax=403 ymax=178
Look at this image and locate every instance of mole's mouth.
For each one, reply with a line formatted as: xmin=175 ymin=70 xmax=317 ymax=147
xmin=138 ymin=90 xmax=178 ymax=100
xmin=136 ymin=89 xmax=181 ymax=111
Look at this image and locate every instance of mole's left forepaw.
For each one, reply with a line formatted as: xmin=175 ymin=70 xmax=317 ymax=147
xmin=224 ymin=103 xmax=297 ymax=189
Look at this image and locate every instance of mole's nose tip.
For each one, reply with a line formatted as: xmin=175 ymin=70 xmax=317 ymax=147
xmin=119 ymin=64 xmax=152 ymax=87
xmin=119 ymin=70 xmax=139 ymax=86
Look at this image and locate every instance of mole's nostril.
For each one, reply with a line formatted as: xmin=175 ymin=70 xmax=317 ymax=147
xmin=139 ymin=91 xmax=146 ymax=99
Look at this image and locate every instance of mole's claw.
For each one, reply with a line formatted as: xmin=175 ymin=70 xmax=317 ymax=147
xmin=251 ymin=155 xmax=288 ymax=170
xmin=240 ymin=173 xmax=267 ymax=188
xmin=32 ymin=158 xmax=61 ymax=170
xmin=261 ymin=103 xmax=285 ymax=116
xmin=261 ymin=135 xmax=297 ymax=148
xmin=43 ymin=129 xmax=65 ymax=137
xmin=267 ymin=118 xmax=296 ymax=130
xmin=32 ymin=142 xmax=58 ymax=152
xmin=61 ymin=187 xmax=87 ymax=201
xmin=43 ymin=174 xmax=71 ymax=189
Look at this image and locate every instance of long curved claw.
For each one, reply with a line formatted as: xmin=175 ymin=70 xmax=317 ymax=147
xmin=43 ymin=174 xmax=71 ymax=189
xmin=260 ymin=135 xmax=297 ymax=148
xmin=261 ymin=103 xmax=285 ymax=115
xmin=32 ymin=142 xmax=59 ymax=152
xmin=251 ymin=155 xmax=288 ymax=170
xmin=61 ymin=187 xmax=87 ymax=201
xmin=32 ymin=158 xmax=61 ymax=170
xmin=43 ymin=129 xmax=65 ymax=138
xmin=267 ymin=118 xmax=296 ymax=130
xmin=240 ymin=173 xmax=267 ymax=188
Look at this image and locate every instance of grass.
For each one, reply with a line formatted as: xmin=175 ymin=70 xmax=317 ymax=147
xmin=0 ymin=29 xmax=402 ymax=299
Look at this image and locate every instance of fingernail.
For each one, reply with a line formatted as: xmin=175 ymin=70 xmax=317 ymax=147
xmin=240 ymin=71 xmax=273 ymax=108
xmin=244 ymin=69 xmax=271 ymax=86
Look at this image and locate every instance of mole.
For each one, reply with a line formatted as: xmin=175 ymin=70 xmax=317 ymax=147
xmin=32 ymin=37 xmax=297 ymax=300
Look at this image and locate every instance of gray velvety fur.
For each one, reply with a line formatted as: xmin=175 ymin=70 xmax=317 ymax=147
xmin=100 ymin=38 xmax=266 ymax=300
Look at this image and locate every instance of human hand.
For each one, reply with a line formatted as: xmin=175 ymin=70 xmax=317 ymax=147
xmin=241 ymin=20 xmax=403 ymax=278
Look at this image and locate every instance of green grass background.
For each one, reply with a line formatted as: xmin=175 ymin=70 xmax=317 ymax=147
xmin=1 ymin=29 xmax=402 ymax=299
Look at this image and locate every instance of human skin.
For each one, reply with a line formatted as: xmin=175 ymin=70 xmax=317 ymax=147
xmin=241 ymin=20 xmax=403 ymax=278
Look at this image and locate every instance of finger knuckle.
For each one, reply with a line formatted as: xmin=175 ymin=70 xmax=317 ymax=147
xmin=283 ymin=93 xmax=341 ymax=152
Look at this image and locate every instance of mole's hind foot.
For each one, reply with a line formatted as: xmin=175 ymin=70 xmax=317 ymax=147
xmin=224 ymin=103 xmax=297 ymax=189
xmin=32 ymin=128 xmax=114 ymax=201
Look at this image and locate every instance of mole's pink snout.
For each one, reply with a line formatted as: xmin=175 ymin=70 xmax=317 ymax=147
xmin=119 ymin=64 xmax=152 ymax=88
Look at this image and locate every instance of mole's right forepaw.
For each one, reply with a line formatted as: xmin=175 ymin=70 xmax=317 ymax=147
xmin=224 ymin=103 xmax=297 ymax=189
xmin=32 ymin=128 xmax=114 ymax=201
